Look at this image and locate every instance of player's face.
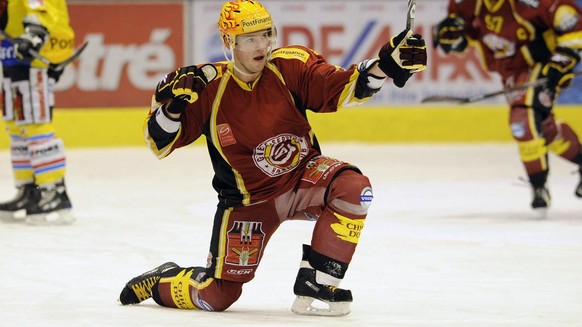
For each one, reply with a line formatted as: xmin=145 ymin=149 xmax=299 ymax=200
xmin=233 ymin=29 xmax=273 ymax=76
xmin=235 ymin=29 xmax=274 ymax=52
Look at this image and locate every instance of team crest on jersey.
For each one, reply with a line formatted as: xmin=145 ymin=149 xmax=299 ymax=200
xmin=225 ymin=221 xmax=265 ymax=266
xmin=253 ymin=133 xmax=309 ymax=177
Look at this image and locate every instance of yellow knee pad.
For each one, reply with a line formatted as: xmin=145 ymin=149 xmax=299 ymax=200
xmin=517 ymin=138 xmax=547 ymax=163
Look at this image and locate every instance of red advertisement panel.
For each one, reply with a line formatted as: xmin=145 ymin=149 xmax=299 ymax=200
xmin=55 ymin=3 xmax=184 ymax=108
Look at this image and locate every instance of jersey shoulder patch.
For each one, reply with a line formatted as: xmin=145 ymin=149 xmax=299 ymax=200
xmin=271 ymin=47 xmax=310 ymax=63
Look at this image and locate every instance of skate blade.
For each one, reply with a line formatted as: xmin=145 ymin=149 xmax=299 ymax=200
xmin=0 ymin=209 xmax=27 ymax=223
xmin=291 ymin=296 xmax=351 ymax=317
xmin=533 ymin=208 xmax=548 ymax=219
xmin=25 ymin=208 xmax=75 ymax=226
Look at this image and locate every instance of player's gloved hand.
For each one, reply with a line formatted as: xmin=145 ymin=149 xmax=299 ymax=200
xmin=48 ymin=67 xmax=64 ymax=83
xmin=542 ymin=47 xmax=580 ymax=92
xmin=433 ymin=15 xmax=467 ymax=54
xmin=378 ymin=29 xmax=427 ymax=88
xmin=13 ymin=23 xmax=48 ymax=62
xmin=155 ymin=64 xmax=218 ymax=114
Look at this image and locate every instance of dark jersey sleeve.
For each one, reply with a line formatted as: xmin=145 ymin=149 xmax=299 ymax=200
xmin=269 ymin=46 xmax=378 ymax=113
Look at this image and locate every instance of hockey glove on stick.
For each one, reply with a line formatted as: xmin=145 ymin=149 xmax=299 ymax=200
xmin=432 ymin=15 xmax=467 ymax=54
xmin=155 ymin=64 xmax=218 ymax=114
xmin=542 ymin=47 xmax=580 ymax=92
xmin=14 ymin=22 xmax=49 ymax=62
xmin=378 ymin=29 xmax=427 ymax=88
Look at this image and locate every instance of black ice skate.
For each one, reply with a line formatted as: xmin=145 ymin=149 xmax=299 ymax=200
xmin=531 ymin=186 xmax=551 ymax=218
xmin=0 ymin=183 xmax=38 ymax=223
xmin=25 ymin=181 xmax=75 ymax=225
xmin=119 ymin=262 xmax=179 ymax=305
xmin=291 ymin=267 xmax=353 ymax=317
xmin=531 ymin=186 xmax=551 ymax=209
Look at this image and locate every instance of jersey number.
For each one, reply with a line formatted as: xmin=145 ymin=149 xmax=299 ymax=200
xmin=485 ymin=15 xmax=503 ymax=33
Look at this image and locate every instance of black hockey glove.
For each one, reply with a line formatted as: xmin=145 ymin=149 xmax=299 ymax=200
xmin=542 ymin=47 xmax=580 ymax=92
xmin=155 ymin=64 xmax=218 ymax=113
xmin=48 ymin=67 xmax=64 ymax=83
xmin=378 ymin=29 xmax=427 ymax=88
xmin=14 ymin=22 xmax=48 ymax=62
xmin=433 ymin=16 xmax=467 ymax=54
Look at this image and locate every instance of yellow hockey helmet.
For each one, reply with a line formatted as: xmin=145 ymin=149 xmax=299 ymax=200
xmin=218 ymin=0 xmax=273 ymax=49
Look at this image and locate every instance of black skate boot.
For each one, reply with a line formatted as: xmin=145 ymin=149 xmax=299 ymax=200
xmin=291 ymin=244 xmax=352 ymax=316
xmin=531 ymin=186 xmax=551 ymax=209
xmin=0 ymin=183 xmax=38 ymax=223
xmin=292 ymin=267 xmax=353 ymax=316
xmin=119 ymin=262 xmax=180 ymax=305
xmin=25 ymin=180 xmax=74 ymax=225
xmin=531 ymin=186 xmax=551 ymax=218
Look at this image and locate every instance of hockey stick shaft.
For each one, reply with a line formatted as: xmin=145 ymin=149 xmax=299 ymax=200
xmin=0 ymin=30 xmax=87 ymax=71
xmin=406 ymin=0 xmax=416 ymax=30
xmin=421 ymin=69 xmax=582 ymax=104
xmin=49 ymin=41 xmax=88 ymax=72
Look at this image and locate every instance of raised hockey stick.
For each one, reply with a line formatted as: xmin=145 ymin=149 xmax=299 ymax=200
xmin=48 ymin=41 xmax=88 ymax=72
xmin=0 ymin=30 xmax=88 ymax=72
xmin=421 ymin=69 xmax=582 ymax=104
xmin=406 ymin=0 xmax=416 ymax=30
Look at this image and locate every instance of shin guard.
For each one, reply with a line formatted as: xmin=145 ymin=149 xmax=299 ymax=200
xmin=28 ymin=137 xmax=66 ymax=186
xmin=10 ymin=136 xmax=34 ymax=185
xmin=312 ymin=170 xmax=372 ymax=263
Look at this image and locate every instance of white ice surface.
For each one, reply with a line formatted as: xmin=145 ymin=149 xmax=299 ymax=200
xmin=1 ymin=143 xmax=581 ymax=327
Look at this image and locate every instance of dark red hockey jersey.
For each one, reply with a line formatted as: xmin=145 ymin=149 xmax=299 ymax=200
xmin=448 ymin=0 xmax=582 ymax=78
xmin=145 ymin=45 xmax=375 ymax=207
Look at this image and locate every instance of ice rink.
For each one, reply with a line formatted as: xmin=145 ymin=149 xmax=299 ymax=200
xmin=1 ymin=143 xmax=581 ymax=327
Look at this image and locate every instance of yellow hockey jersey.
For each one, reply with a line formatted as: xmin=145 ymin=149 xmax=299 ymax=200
xmin=3 ymin=0 xmax=74 ymax=67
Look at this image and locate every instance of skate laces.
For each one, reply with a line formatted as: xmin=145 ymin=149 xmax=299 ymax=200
xmin=130 ymin=276 xmax=160 ymax=302
xmin=38 ymin=188 xmax=57 ymax=207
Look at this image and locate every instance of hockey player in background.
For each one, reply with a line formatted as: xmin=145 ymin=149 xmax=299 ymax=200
xmin=433 ymin=0 xmax=582 ymax=213
xmin=118 ymin=0 xmax=426 ymax=316
xmin=0 ymin=0 xmax=75 ymax=225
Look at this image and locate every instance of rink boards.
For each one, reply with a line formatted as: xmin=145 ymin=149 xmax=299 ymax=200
xmin=1 ymin=105 xmax=582 ymax=149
